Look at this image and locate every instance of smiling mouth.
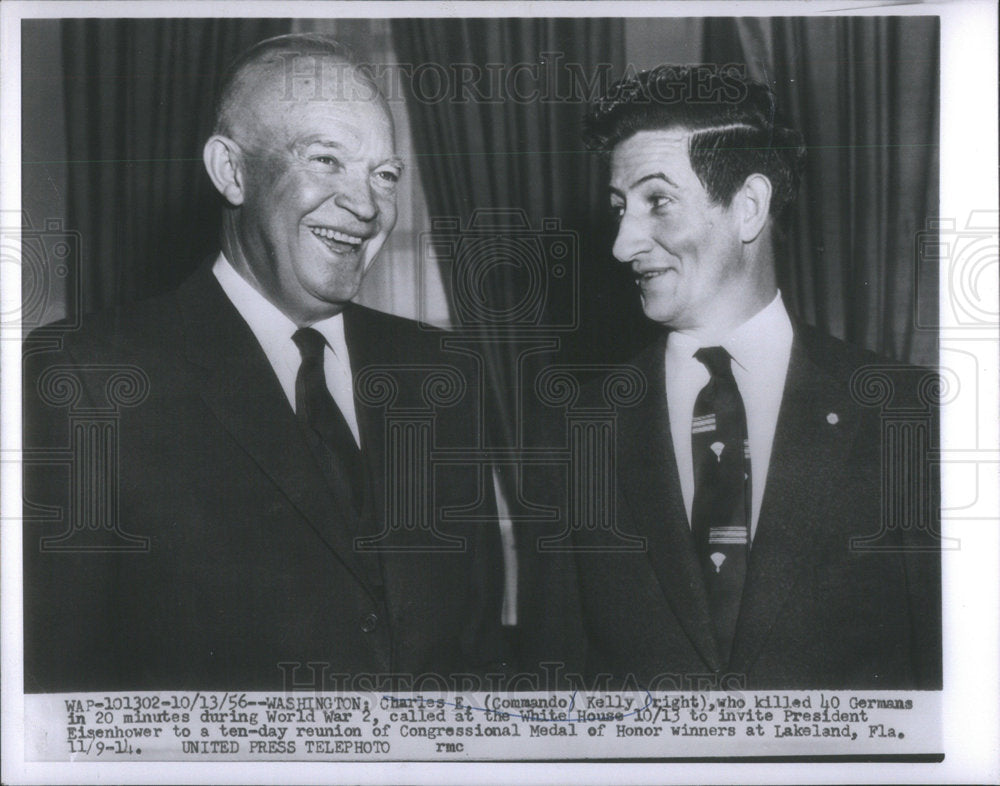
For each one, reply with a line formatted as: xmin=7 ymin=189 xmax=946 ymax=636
xmin=634 ymin=269 xmax=672 ymax=283
xmin=309 ymin=226 xmax=367 ymax=253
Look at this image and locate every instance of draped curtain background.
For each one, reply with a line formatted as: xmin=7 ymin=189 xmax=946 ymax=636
xmin=390 ymin=18 xmax=639 ymax=452
xmin=45 ymin=17 xmax=938 ymax=365
xmin=61 ymin=18 xmax=292 ymax=315
xmin=703 ymin=16 xmax=939 ymax=365
xmin=27 ymin=17 xmax=938 ymax=631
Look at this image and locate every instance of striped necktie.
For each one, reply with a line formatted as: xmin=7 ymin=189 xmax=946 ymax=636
xmin=690 ymin=346 xmax=751 ymax=665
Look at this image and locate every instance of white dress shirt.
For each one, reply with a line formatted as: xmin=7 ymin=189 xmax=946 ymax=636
xmin=665 ymin=292 xmax=794 ymax=538
xmin=212 ymin=253 xmax=361 ymax=446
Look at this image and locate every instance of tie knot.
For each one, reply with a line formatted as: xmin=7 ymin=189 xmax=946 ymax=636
xmin=292 ymin=327 xmax=327 ymax=362
xmin=694 ymin=346 xmax=734 ymax=379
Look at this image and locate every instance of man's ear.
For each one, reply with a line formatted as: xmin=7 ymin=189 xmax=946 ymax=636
xmin=203 ymin=135 xmax=246 ymax=206
xmin=737 ymin=173 xmax=773 ymax=243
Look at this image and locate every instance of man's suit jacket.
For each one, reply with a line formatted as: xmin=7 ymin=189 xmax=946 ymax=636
xmin=23 ymin=264 xmax=506 ymax=692
xmin=518 ymin=325 xmax=941 ymax=690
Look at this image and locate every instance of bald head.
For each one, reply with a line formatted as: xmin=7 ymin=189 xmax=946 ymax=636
xmin=202 ymin=33 xmax=401 ymax=325
xmin=213 ymin=33 xmax=387 ymax=143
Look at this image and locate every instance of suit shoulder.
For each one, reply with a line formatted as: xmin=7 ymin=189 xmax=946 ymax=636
xmin=796 ymin=323 xmax=928 ymax=374
xmin=795 ymin=324 xmax=935 ymax=410
xmin=797 ymin=323 xmax=882 ymax=365
xmin=346 ymin=304 xmax=469 ymax=362
xmin=575 ymin=335 xmax=664 ymax=408
xmin=26 ymin=290 xmax=182 ymax=364
xmin=348 ymin=302 xmax=443 ymax=336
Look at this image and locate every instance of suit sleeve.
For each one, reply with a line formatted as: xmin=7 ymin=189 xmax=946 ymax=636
xmin=511 ymin=393 xmax=589 ymax=686
xmin=22 ymin=335 xmax=123 ymax=692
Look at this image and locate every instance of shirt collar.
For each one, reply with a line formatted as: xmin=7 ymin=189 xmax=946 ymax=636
xmin=309 ymin=310 xmax=350 ymax=366
xmin=666 ymin=291 xmax=792 ymax=375
xmin=213 ymin=252 xmax=298 ymax=352
xmin=726 ymin=291 xmax=792 ymax=375
xmin=213 ymin=252 xmax=348 ymax=357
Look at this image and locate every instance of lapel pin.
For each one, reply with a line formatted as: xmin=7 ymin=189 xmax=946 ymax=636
xmin=826 ymin=412 xmax=839 ymax=425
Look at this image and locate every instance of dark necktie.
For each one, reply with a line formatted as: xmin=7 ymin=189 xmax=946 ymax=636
xmin=690 ymin=346 xmax=751 ymax=666
xmin=292 ymin=327 xmax=365 ymax=515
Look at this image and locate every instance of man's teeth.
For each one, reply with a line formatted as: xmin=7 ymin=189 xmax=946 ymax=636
xmin=638 ymin=270 xmax=666 ymax=280
xmin=311 ymin=227 xmax=364 ymax=246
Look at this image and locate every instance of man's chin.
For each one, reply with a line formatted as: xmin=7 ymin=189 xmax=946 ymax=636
xmin=639 ymin=293 xmax=680 ymax=326
xmin=316 ymin=284 xmax=361 ymax=308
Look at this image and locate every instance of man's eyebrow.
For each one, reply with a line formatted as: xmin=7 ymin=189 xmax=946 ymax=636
xmin=382 ymin=156 xmax=405 ymax=171
xmin=298 ymin=138 xmax=346 ymax=150
xmin=609 ymin=172 xmax=679 ymax=197
xmin=636 ymin=172 xmax=678 ymax=190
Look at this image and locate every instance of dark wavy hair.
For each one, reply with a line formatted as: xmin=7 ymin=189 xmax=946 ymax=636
xmin=583 ymin=65 xmax=806 ymax=217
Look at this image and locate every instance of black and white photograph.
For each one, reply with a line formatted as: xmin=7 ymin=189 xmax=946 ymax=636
xmin=1 ymin=1 xmax=997 ymax=784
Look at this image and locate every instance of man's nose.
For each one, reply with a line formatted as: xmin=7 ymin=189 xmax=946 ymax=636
xmin=611 ymin=212 xmax=651 ymax=264
xmin=333 ymin=173 xmax=378 ymax=222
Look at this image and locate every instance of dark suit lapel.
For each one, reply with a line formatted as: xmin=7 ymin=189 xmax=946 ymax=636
xmin=342 ymin=304 xmax=440 ymax=554
xmin=729 ymin=332 xmax=861 ymax=674
xmin=175 ymin=267 xmax=380 ymax=599
xmin=618 ymin=338 xmax=723 ymax=671
xmin=343 ymin=305 xmax=388 ymax=539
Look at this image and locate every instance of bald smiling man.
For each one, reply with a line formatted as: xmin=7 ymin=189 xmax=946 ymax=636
xmin=23 ymin=35 xmax=507 ymax=692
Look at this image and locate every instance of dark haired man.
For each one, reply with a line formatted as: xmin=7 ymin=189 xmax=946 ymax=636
xmin=23 ymin=34 xmax=505 ymax=691
xmin=522 ymin=67 xmax=940 ymax=689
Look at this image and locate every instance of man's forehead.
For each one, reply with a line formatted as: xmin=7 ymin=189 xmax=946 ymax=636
xmin=234 ymin=63 xmax=391 ymax=147
xmin=289 ymin=118 xmax=396 ymax=157
xmin=270 ymin=54 xmax=379 ymax=103
xmin=610 ymin=129 xmax=695 ymax=187
xmin=241 ymin=55 xmax=373 ymax=105
xmin=613 ymin=129 xmax=691 ymax=165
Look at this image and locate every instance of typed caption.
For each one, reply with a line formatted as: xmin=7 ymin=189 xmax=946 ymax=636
xmin=26 ymin=690 xmax=940 ymax=760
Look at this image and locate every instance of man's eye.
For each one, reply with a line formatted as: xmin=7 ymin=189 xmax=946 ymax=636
xmin=374 ymin=170 xmax=400 ymax=185
xmin=312 ymin=155 xmax=341 ymax=169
